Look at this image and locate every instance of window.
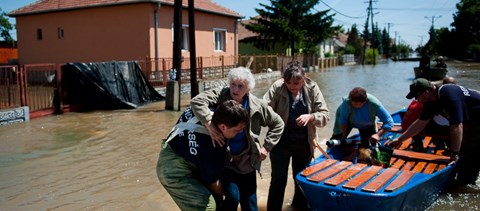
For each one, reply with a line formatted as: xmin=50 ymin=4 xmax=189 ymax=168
xmin=181 ymin=26 xmax=189 ymax=51
xmin=171 ymin=24 xmax=189 ymax=51
xmin=37 ymin=29 xmax=43 ymax=40
xmin=214 ymin=29 xmax=226 ymax=52
xmin=57 ymin=27 xmax=64 ymax=39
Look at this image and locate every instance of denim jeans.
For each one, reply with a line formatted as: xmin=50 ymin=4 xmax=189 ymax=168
xmin=221 ymin=168 xmax=257 ymax=211
xmin=157 ymin=144 xmax=216 ymax=211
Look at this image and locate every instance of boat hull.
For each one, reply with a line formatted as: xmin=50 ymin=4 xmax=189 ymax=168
xmin=297 ymin=109 xmax=456 ymax=211
xmin=414 ymin=67 xmax=448 ymax=80
xmin=297 ymin=156 xmax=455 ymax=211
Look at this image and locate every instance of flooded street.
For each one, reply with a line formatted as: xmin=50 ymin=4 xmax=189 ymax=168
xmin=1 ymin=60 xmax=479 ymax=210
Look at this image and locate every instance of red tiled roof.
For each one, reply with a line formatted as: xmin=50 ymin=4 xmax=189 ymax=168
xmin=238 ymin=19 xmax=257 ymax=40
xmin=336 ymin=32 xmax=348 ymax=46
xmin=8 ymin=0 xmax=242 ymax=18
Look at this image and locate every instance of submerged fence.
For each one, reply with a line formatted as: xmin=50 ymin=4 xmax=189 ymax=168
xmin=0 ymin=54 xmax=339 ymax=119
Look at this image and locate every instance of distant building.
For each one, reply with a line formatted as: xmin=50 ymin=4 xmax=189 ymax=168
xmin=8 ymin=0 xmax=242 ymax=65
xmin=0 ymin=41 xmax=18 ymax=64
xmin=237 ymin=18 xmax=347 ymax=58
xmin=318 ymin=33 xmax=347 ymax=59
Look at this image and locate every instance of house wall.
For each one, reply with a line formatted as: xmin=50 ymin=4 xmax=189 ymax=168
xmin=16 ymin=4 xmax=152 ymax=64
xmin=15 ymin=3 xmax=239 ymax=65
xmin=319 ymin=39 xmax=335 ymax=58
xmin=155 ymin=6 xmax=238 ymax=59
xmin=0 ymin=48 xmax=18 ymax=64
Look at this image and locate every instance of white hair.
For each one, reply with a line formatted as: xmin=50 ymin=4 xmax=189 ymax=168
xmin=227 ymin=67 xmax=255 ymax=90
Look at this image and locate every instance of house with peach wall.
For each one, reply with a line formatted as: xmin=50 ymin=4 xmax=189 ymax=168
xmin=7 ymin=0 xmax=242 ymax=66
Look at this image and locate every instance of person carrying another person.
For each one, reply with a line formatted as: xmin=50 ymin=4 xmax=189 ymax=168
xmin=156 ymin=100 xmax=249 ymax=210
xmin=263 ymin=61 xmax=330 ymax=211
xmin=332 ymin=87 xmax=394 ymax=148
xmin=190 ymin=67 xmax=285 ymax=211
xmin=387 ymin=78 xmax=480 ymax=186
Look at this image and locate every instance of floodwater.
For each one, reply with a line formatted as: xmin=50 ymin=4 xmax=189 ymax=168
xmin=1 ymin=60 xmax=479 ymax=210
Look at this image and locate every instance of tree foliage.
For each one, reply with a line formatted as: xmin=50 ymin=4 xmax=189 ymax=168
xmin=452 ymin=0 xmax=480 ymax=56
xmin=381 ymin=28 xmax=391 ymax=57
xmin=346 ymin=24 xmax=363 ymax=58
xmin=432 ymin=0 xmax=480 ymax=60
xmin=0 ymin=8 xmax=14 ymax=43
xmin=242 ymin=0 xmax=339 ymax=58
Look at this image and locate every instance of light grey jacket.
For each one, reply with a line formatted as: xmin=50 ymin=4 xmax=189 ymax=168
xmin=263 ymin=77 xmax=329 ymax=152
xmin=191 ymin=87 xmax=284 ymax=173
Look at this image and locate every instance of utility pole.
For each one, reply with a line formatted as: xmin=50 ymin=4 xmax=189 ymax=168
xmin=424 ymin=16 xmax=442 ymax=29
xmin=363 ymin=0 xmax=377 ymax=65
xmin=424 ymin=15 xmax=440 ymax=48
xmin=386 ymin=23 xmax=393 ymax=59
xmin=167 ymin=0 xmax=182 ymax=111
xmin=188 ymin=0 xmax=198 ymax=98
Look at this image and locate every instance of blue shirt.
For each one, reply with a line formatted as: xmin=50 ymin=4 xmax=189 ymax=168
xmin=338 ymin=99 xmax=394 ymax=130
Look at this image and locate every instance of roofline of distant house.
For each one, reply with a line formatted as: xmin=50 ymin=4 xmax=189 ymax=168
xmin=8 ymin=0 xmax=244 ymax=19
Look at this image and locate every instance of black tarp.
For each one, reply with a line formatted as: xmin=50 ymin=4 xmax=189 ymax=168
xmin=62 ymin=61 xmax=164 ymax=110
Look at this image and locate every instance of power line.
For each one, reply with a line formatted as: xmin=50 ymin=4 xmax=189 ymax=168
xmin=424 ymin=15 xmax=442 ymax=28
xmin=317 ymin=0 xmax=368 ymax=19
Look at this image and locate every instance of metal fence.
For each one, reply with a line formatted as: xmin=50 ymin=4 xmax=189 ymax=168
xmin=0 ymin=54 xmax=311 ymax=118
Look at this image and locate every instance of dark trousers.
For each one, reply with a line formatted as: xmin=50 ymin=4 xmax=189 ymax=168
xmin=359 ymin=127 xmax=376 ymax=148
xmin=456 ymin=123 xmax=480 ymax=185
xmin=267 ymin=139 xmax=312 ymax=211
xmin=221 ymin=168 xmax=258 ymax=211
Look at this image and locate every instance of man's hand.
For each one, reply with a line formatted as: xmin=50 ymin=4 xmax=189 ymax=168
xmin=450 ymin=152 xmax=459 ymax=162
xmin=207 ymin=180 xmax=223 ymax=200
xmin=259 ymin=147 xmax=269 ymax=161
xmin=205 ymin=121 xmax=225 ymax=147
xmin=369 ymin=133 xmax=381 ymax=144
xmin=385 ymin=138 xmax=403 ymax=149
xmin=296 ymin=114 xmax=314 ymax=127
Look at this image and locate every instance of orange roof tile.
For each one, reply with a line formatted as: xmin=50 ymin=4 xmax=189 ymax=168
xmin=238 ymin=19 xmax=257 ymax=40
xmin=8 ymin=0 xmax=242 ymax=18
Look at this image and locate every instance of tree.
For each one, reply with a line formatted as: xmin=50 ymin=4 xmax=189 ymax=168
xmin=347 ymin=24 xmax=363 ymax=59
xmin=451 ymin=0 xmax=480 ymax=59
xmin=243 ymin=0 xmax=339 ymax=58
xmin=381 ymin=28 xmax=391 ymax=58
xmin=0 ymin=9 xmax=14 ymax=44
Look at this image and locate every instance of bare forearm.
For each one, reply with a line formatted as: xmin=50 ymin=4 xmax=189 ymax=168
xmin=398 ymin=119 xmax=429 ymax=142
xmin=449 ymin=123 xmax=463 ymax=153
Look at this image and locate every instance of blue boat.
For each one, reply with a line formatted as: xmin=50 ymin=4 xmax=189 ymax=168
xmin=296 ymin=109 xmax=457 ymax=211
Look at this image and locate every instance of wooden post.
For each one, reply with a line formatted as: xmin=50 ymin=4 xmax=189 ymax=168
xmin=188 ymin=0 xmax=198 ymax=98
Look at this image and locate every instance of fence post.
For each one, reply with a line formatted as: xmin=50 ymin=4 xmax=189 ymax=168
xmin=54 ymin=64 xmax=63 ymax=114
xmin=162 ymin=58 xmax=167 ymax=86
xmin=221 ymin=55 xmax=225 ymax=78
xmin=20 ymin=65 xmax=28 ymax=107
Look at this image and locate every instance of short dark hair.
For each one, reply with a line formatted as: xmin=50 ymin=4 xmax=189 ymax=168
xmin=349 ymin=87 xmax=367 ymax=103
xmin=211 ymin=100 xmax=249 ymax=128
xmin=283 ymin=61 xmax=305 ymax=82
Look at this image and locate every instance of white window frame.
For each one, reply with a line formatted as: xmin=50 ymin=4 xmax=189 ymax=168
xmin=171 ymin=24 xmax=189 ymax=51
xmin=213 ymin=28 xmax=227 ymax=52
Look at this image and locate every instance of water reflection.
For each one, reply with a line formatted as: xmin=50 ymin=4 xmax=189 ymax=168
xmin=0 ymin=60 xmax=479 ymax=210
